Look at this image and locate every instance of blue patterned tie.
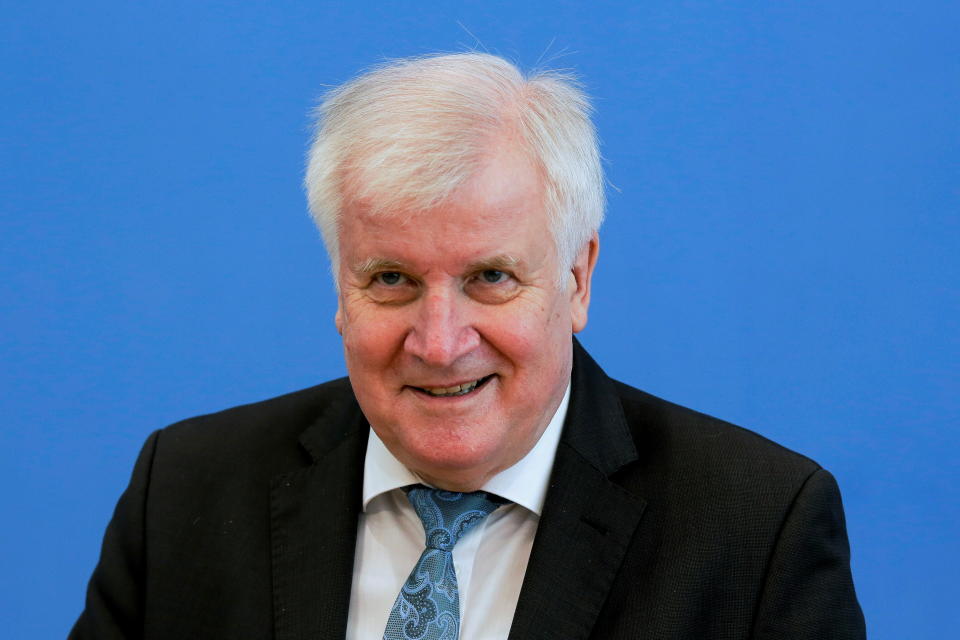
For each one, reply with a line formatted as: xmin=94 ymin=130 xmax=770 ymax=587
xmin=382 ymin=486 xmax=504 ymax=640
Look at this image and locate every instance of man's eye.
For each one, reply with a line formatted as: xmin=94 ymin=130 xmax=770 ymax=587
xmin=466 ymin=269 xmax=519 ymax=304
xmin=481 ymin=270 xmax=507 ymax=284
xmin=375 ymin=272 xmax=405 ymax=286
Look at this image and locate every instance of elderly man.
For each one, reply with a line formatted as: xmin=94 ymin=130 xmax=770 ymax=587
xmin=72 ymin=53 xmax=865 ymax=639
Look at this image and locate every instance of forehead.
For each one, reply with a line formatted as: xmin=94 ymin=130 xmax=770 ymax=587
xmin=338 ymin=143 xmax=551 ymax=267
xmin=340 ymin=207 xmax=546 ymax=275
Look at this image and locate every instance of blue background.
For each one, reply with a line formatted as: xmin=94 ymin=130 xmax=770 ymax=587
xmin=3 ymin=1 xmax=957 ymax=637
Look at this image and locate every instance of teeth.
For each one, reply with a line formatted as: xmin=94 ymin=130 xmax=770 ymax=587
xmin=423 ymin=379 xmax=482 ymax=397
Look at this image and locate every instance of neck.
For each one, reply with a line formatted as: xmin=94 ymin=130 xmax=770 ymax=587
xmin=412 ymin=467 xmax=498 ymax=493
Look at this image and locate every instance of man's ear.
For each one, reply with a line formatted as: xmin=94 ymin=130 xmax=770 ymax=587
xmin=335 ymin=300 xmax=344 ymax=336
xmin=569 ymin=232 xmax=599 ymax=333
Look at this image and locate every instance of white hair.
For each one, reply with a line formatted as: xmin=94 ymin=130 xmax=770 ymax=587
xmin=305 ymin=52 xmax=604 ymax=275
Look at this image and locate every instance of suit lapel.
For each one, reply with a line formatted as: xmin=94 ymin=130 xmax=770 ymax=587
xmin=269 ymin=388 xmax=368 ymax=640
xmin=509 ymin=341 xmax=648 ymax=640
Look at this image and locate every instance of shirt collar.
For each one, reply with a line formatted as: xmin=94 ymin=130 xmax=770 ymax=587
xmin=361 ymin=382 xmax=571 ymax=517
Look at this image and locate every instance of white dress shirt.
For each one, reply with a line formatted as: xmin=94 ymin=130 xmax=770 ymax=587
xmin=345 ymin=383 xmax=570 ymax=639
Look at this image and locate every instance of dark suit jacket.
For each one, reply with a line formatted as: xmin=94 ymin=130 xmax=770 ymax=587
xmin=72 ymin=341 xmax=865 ymax=639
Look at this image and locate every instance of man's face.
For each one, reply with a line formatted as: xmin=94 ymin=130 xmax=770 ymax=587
xmin=335 ymin=141 xmax=597 ymax=491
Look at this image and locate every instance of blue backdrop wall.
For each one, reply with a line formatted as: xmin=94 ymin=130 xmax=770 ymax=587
xmin=2 ymin=1 xmax=957 ymax=637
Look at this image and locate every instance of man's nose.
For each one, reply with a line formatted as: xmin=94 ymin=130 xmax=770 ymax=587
xmin=403 ymin=289 xmax=480 ymax=367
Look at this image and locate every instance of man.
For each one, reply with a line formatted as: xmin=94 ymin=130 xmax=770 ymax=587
xmin=72 ymin=53 xmax=865 ymax=639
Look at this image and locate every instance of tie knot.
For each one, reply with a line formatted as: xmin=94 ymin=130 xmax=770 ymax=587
xmin=406 ymin=486 xmax=504 ymax=551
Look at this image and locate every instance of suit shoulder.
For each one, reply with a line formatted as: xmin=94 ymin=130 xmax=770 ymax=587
xmin=167 ymin=377 xmax=352 ymax=429
xmin=154 ymin=377 xmax=356 ymax=470
xmin=610 ymin=378 xmax=821 ymax=482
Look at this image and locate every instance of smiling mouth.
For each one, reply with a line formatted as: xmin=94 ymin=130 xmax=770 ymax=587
xmin=412 ymin=375 xmax=494 ymax=398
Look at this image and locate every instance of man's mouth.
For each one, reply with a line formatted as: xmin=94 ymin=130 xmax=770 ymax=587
xmin=412 ymin=375 xmax=494 ymax=398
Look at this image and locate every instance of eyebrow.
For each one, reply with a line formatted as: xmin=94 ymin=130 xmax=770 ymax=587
xmin=350 ymin=254 xmax=522 ymax=275
xmin=351 ymin=257 xmax=407 ymax=275
xmin=464 ymin=254 xmax=521 ymax=273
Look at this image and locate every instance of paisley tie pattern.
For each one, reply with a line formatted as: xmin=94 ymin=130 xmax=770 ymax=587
xmin=382 ymin=486 xmax=504 ymax=640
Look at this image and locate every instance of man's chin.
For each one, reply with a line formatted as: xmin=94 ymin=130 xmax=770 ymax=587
xmin=397 ymin=441 xmax=507 ymax=492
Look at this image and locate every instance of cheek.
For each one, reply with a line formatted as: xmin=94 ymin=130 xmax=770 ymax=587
xmin=341 ymin=312 xmax=407 ymax=373
xmin=514 ymin=299 xmax=573 ymax=376
xmin=483 ymin=308 xmax=568 ymax=370
xmin=510 ymin=294 xmax=570 ymax=342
